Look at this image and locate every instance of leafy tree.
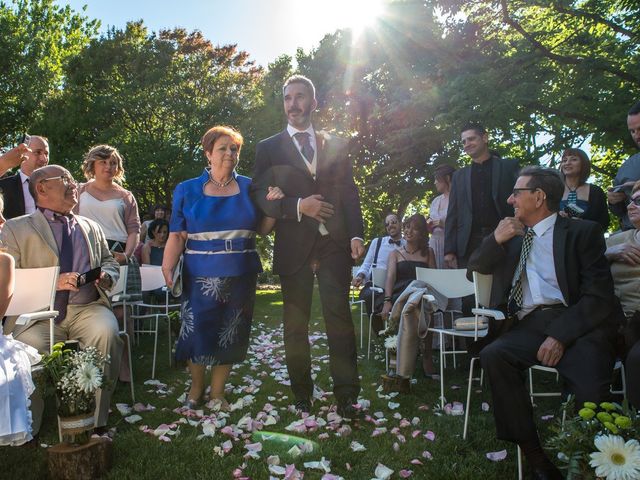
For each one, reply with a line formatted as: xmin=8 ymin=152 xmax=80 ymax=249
xmin=0 ymin=0 xmax=97 ymax=145
xmin=36 ymin=21 xmax=262 ymax=214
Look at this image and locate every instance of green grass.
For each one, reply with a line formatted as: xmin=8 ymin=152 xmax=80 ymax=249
xmin=1 ymin=288 xmax=567 ymax=479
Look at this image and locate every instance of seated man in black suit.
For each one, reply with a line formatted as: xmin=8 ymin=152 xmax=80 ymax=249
xmin=0 ymin=135 xmax=49 ymax=219
xmin=468 ymin=166 xmax=617 ymax=480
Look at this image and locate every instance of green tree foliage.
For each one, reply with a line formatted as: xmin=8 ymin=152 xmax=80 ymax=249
xmin=36 ymin=21 xmax=262 ymax=214
xmin=0 ymin=0 xmax=97 ymax=145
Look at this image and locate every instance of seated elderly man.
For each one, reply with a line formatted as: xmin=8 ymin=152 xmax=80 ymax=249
xmin=468 ymin=166 xmax=617 ymax=480
xmin=605 ymin=179 xmax=640 ymax=407
xmin=0 ymin=165 xmax=122 ymax=435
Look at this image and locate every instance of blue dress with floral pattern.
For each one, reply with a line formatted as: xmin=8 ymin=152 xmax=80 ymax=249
xmin=170 ymin=169 xmax=262 ymax=365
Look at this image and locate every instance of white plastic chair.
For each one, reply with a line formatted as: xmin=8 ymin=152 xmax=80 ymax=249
xmin=367 ymin=267 xmax=387 ymax=359
xmin=416 ymin=268 xmax=503 ymax=416
xmin=6 ymin=266 xmax=60 ymax=354
xmin=131 ymin=265 xmax=180 ymax=378
xmin=108 ymin=265 xmax=135 ymax=402
xmin=350 ymin=266 xmax=366 ymax=348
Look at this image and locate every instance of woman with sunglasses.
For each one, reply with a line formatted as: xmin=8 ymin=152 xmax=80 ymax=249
xmin=605 ymin=180 xmax=640 ymax=408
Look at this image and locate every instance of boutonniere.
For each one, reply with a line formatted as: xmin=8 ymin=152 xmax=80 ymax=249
xmin=315 ymin=130 xmax=331 ymax=149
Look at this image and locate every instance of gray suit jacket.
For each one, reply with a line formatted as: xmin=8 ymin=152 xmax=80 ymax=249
xmin=0 ymin=210 xmax=119 ymax=334
xmin=444 ymin=155 xmax=519 ymax=259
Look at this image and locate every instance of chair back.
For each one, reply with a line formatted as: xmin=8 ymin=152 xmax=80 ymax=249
xmin=139 ymin=265 xmax=167 ymax=292
xmin=6 ymin=266 xmax=59 ymax=316
xmin=415 ymin=267 xmax=475 ymax=299
xmin=371 ymin=267 xmax=387 ymax=289
xmin=472 ymin=271 xmax=493 ymax=308
xmin=108 ymin=265 xmax=129 ymax=297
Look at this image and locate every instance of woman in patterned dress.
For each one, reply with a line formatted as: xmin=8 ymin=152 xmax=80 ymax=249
xmin=162 ymin=126 xmax=280 ymax=410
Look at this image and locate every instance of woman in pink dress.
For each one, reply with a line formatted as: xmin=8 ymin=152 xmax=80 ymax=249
xmin=427 ymin=165 xmax=456 ymax=269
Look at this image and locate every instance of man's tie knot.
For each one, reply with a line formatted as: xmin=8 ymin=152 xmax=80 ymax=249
xmin=294 ymin=132 xmax=314 ymax=162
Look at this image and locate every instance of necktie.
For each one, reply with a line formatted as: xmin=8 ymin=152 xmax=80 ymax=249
xmin=53 ymin=215 xmax=74 ymax=323
xmin=389 ymin=239 xmax=401 ymax=246
xmin=507 ymin=228 xmax=534 ymax=316
xmin=294 ymin=132 xmax=314 ymax=163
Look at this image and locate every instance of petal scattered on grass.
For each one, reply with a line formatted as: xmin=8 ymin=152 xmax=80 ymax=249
xmin=486 ymin=449 xmax=508 ymax=462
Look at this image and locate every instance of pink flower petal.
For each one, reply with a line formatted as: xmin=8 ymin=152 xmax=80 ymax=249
xmin=399 ymin=469 xmax=413 ymax=478
xmin=486 ymin=449 xmax=508 ymax=462
xmin=410 ymin=459 xmax=423 ymax=466
xmin=424 ymin=430 xmax=435 ymax=441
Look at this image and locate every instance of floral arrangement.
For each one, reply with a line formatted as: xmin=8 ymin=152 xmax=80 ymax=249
xmin=384 ymin=334 xmax=398 ymax=352
xmin=547 ymin=399 xmax=640 ymax=479
xmin=42 ymin=341 xmax=109 ymax=417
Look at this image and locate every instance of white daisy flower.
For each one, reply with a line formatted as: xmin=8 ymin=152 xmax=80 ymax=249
xmin=76 ymin=362 xmax=102 ymax=393
xmin=384 ymin=335 xmax=398 ymax=352
xmin=589 ymin=434 xmax=640 ymax=480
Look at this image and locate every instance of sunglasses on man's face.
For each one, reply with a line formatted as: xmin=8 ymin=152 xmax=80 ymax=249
xmin=628 ymin=196 xmax=640 ymax=207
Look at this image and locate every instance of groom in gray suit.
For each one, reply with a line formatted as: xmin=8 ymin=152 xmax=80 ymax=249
xmin=1 ymin=165 xmax=121 ymax=435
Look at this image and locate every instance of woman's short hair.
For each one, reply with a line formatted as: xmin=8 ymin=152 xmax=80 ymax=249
xmin=82 ymin=145 xmax=125 ymax=183
xmin=402 ymin=214 xmax=430 ymax=256
xmin=434 ymin=164 xmax=456 ymax=184
xmin=560 ymin=148 xmax=591 ymax=185
xmin=148 ymin=218 xmax=169 ymax=239
xmin=201 ymin=125 xmax=243 ymax=155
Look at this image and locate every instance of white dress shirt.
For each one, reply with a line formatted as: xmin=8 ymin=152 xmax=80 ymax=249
xmin=517 ymin=213 xmax=567 ymax=319
xmin=19 ymin=170 xmax=35 ymax=215
xmin=356 ymin=236 xmax=406 ymax=281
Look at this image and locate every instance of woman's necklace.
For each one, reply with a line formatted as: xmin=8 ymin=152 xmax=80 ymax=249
xmin=403 ymin=245 xmax=419 ymax=255
xmin=209 ymin=172 xmax=234 ymax=188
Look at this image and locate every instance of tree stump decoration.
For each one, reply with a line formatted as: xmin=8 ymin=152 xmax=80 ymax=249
xmin=48 ymin=437 xmax=113 ymax=480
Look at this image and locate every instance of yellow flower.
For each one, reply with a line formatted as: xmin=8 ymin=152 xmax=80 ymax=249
xmin=52 ymin=342 xmax=65 ymax=351
xmin=584 ymin=402 xmax=598 ymax=410
xmin=615 ymin=416 xmax=633 ymax=429
xmin=598 ymin=412 xmax=614 ymax=424
xmin=604 ymin=422 xmax=620 ymax=434
xmin=600 ymin=402 xmax=617 ymax=412
xmin=579 ymin=408 xmax=596 ymax=420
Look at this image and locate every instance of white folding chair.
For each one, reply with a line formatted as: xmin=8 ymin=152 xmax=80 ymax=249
xmin=367 ymin=267 xmax=387 ymax=359
xmin=108 ymin=265 xmax=135 ymax=402
xmin=416 ymin=268 xmax=504 ymax=414
xmin=350 ymin=266 xmax=366 ymax=348
xmin=131 ymin=265 xmax=180 ymax=378
xmin=6 ymin=266 xmax=60 ymax=354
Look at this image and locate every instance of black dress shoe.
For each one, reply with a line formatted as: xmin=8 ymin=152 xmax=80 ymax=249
xmin=294 ymin=399 xmax=311 ymax=414
xmin=530 ymin=464 xmax=563 ymax=480
xmin=337 ymin=400 xmax=362 ymax=420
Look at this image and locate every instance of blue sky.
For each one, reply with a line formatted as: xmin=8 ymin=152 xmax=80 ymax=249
xmin=56 ymin=0 xmax=383 ymax=67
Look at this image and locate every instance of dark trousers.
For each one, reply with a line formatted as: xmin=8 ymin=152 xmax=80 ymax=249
xmin=627 ymin=340 xmax=640 ymax=408
xmin=480 ymin=307 xmax=615 ymax=443
xmin=280 ymin=236 xmax=360 ymax=403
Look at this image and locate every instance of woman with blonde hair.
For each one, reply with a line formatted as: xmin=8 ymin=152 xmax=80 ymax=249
xmin=76 ymin=144 xmax=141 ymax=383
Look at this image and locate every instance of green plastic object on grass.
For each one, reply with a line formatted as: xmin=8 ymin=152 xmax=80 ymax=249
xmin=251 ymin=431 xmax=318 ymax=455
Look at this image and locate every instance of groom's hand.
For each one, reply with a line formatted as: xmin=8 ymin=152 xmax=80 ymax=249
xmin=351 ymin=238 xmax=365 ymax=260
xmin=300 ymin=194 xmax=334 ymax=223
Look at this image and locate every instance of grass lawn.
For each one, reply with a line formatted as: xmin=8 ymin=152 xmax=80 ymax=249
xmin=1 ymin=287 xmax=567 ymax=479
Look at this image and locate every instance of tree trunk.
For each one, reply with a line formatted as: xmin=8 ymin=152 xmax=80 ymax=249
xmin=47 ymin=437 xmax=112 ymax=480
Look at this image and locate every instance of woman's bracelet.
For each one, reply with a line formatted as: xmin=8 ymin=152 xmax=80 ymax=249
xmin=384 ymin=296 xmax=392 ymax=302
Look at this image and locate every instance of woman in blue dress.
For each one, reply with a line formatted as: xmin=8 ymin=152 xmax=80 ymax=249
xmin=162 ymin=125 xmax=280 ymax=410
xmin=558 ymin=148 xmax=609 ymax=231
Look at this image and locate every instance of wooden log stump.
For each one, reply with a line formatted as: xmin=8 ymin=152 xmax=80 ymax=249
xmin=47 ymin=437 xmax=112 ymax=480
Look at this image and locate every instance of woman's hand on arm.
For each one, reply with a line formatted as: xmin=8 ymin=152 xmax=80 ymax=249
xmin=257 ymin=186 xmax=285 ymax=235
xmin=162 ymin=232 xmax=187 ymax=287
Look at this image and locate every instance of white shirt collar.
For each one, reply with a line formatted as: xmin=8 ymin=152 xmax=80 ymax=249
xmin=530 ymin=213 xmax=557 ymax=237
xmin=287 ymin=124 xmax=315 ymax=139
xmin=18 ymin=170 xmax=29 ymax=184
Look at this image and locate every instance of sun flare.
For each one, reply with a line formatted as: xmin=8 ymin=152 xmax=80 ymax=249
xmin=318 ymin=0 xmax=385 ymax=37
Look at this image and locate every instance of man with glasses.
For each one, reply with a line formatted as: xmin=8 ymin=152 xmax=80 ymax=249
xmin=0 ymin=165 xmax=122 ymax=437
xmin=444 ymin=124 xmax=519 ymax=269
xmin=352 ymin=213 xmax=405 ymax=321
xmin=608 ymin=101 xmax=640 ymax=230
xmin=0 ymin=135 xmax=49 ymax=219
xmin=468 ymin=166 xmax=617 ymax=480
